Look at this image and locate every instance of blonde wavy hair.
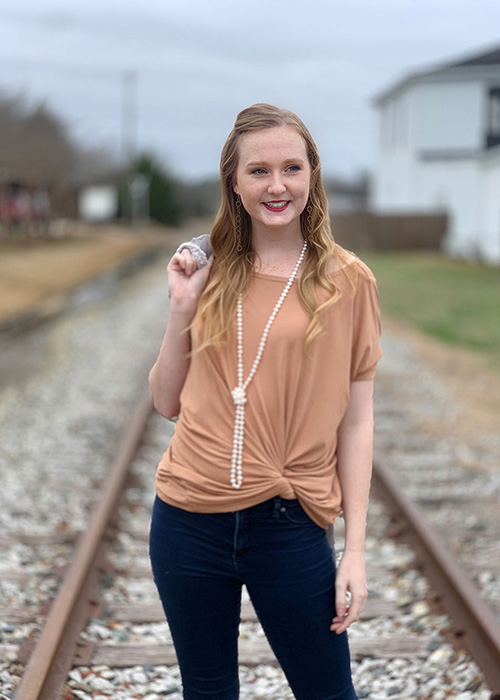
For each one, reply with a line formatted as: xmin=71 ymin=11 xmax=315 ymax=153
xmin=191 ymin=103 xmax=359 ymax=355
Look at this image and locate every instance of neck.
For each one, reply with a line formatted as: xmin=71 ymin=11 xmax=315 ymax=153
xmin=250 ymin=221 xmax=304 ymax=262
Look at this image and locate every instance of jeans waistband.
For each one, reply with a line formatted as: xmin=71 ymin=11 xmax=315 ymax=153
xmin=239 ymin=495 xmax=299 ymax=515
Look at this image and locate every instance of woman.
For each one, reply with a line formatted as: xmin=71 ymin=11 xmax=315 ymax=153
xmin=148 ymin=103 xmax=382 ymax=700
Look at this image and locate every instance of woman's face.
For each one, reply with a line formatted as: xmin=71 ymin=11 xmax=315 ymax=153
xmin=233 ymin=125 xmax=311 ymax=233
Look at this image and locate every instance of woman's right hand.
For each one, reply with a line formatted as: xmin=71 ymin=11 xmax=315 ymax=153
xmin=167 ymin=249 xmax=214 ymax=314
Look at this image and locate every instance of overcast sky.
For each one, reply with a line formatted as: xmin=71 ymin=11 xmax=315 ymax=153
xmin=1 ymin=0 xmax=500 ymax=182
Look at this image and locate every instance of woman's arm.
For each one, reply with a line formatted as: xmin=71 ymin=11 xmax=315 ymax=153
xmin=148 ymin=249 xmax=213 ymax=419
xmin=329 ymin=378 xmax=374 ymax=634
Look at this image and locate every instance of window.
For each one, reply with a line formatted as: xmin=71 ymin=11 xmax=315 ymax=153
xmin=486 ymin=87 xmax=500 ymax=149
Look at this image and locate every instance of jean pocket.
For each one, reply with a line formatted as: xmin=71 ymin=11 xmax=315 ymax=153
xmin=281 ymin=500 xmax=313 ymax=525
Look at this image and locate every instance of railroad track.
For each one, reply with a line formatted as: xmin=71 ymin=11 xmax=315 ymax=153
xmin=2 ymin=390 xmax=500 ymax=699
xmin=373 ymin=344 xmax=500 ymax=623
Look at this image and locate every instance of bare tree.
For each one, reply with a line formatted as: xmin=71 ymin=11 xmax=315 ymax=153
xmin=0 ymin=92 xmax=77 ymax=187
xmin=0 ymin=91 xmax=120 ymax=238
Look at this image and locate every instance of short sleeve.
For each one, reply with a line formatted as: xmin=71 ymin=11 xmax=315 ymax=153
xmin=350 ymin=273 xmax=383 ymax=381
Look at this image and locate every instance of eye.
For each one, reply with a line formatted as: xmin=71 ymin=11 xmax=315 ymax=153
xmin=250 ymin=168 xmax=267 ymax=175
xmin=286 ymin=165 xmax=301 ymax=172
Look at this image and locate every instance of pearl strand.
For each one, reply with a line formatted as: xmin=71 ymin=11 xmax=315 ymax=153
xmin=230 ymin=240 xmax=308 ymax=489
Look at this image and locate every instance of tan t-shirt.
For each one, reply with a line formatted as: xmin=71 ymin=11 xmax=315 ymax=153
xmin=154 ymin=255 xmax=383 ymax=529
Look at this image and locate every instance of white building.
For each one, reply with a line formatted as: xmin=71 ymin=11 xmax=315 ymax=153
xmin=78 ymin=184 xmax=118 ymax=222
xmin=371 ymin=43 xmax=500 ymax=264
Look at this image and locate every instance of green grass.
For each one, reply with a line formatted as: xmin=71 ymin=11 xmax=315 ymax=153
xmin=361 ymin=251 xmax=500 ymax=366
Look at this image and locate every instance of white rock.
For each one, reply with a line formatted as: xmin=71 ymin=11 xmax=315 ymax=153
xmin=88 ymin=675 xmax=112 ymax=691
xmin=71 ymin=690 xmax=92 ymax=700
xmin=411 ymin=600 xmax=430 ymax=616
xmin=428 ymin=647 xmax=454 ymax=665
xmin=132 ymin=670 xmax=149 ymax=684
xmin=100 ymin=669 xmax=116 ymax=679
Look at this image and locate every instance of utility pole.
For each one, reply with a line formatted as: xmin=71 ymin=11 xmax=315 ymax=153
xmin=121 ymin=70 xmax=138 ymax=168
xmin=121 ymin=71 xmax=138 ymax=224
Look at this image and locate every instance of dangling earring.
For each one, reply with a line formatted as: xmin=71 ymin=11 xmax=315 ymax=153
xmin=306 ymin=201 xmax=313 ymax=240
xmin=235 ymin=196 xmax=242 ymax=253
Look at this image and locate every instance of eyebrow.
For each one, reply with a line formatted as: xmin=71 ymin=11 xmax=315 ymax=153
xmin=245 ymin=158 xmax=306 ymax=168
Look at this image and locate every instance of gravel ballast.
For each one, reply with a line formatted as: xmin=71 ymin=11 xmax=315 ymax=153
xmin=0 ymin=254 xmax=496 ymax=699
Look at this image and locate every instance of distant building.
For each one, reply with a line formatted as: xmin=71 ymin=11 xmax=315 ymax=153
xmin=371 ymin=42 xmax=500 ymax=264
xmin=78 ymin=184 xmax=118 ymax=222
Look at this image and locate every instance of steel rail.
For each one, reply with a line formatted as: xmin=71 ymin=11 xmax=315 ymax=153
xmin=14 ymin=408 xmax=500 ymax=698
xmin=372 ymin=448 xmax=500 ymax=700
xmin=14 ymin=391 xmax=154 ymax=700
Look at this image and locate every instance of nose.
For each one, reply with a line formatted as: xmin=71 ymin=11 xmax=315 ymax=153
xmin=267 ymin=173 xmax=286 ymax=196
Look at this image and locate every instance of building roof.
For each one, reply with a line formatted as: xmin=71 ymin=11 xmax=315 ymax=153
xmin=372 ymin=41 xmax=500 ymax=106
xmin=445 ymin=44 xmax=500 ymax=67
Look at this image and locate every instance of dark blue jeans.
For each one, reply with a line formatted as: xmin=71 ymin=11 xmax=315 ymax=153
xmin=149 ymin=494 xmax=357 ymax=700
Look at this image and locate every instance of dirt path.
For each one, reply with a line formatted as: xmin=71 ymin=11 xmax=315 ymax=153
xmin=0 ymin=222 xmax=195 ymax=325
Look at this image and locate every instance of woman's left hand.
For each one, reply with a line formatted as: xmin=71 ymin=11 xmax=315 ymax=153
xmin=330 ymin=550 xmax=367 ymax=634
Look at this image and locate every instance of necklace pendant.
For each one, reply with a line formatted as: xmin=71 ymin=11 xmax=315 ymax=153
xmin=231 ymin=386 xmax=247 ymax=406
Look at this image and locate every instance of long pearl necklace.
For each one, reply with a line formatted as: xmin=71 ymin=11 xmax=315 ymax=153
xmin=230 ymin=240 xmax=308 ymax=489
